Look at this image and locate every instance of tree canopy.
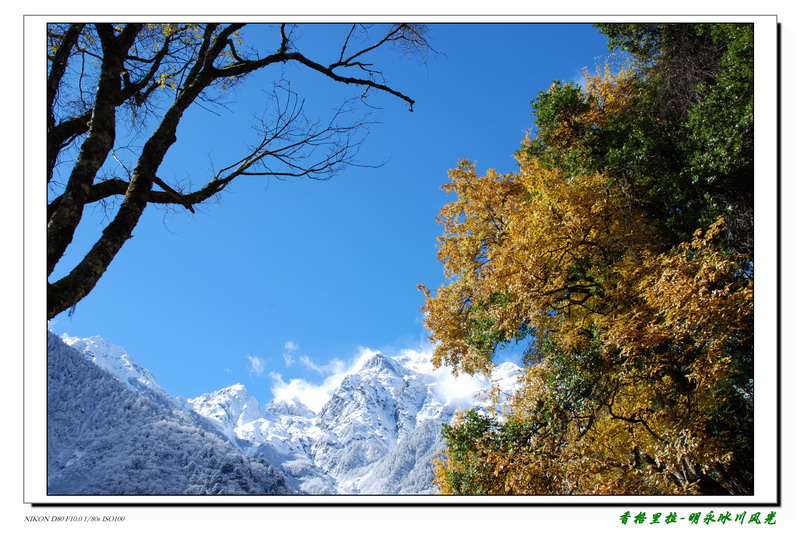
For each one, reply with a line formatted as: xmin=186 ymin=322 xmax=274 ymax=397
xmin=423 ymin=23 xmax=754 ymax=495
xmin=47 ymin=23 xmax=429 ymax=319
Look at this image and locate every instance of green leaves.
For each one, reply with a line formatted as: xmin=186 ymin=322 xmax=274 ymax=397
xmin=686 ymin=25 xmax=754 ymax=185
xmin=436 ymin=409 xmax=542 ymax=495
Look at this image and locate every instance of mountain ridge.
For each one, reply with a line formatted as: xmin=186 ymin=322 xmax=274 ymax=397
xmin=55 ymin=332 xmax=520 ymax=495
xmin=48 ymin=332 xmax=292 ymax=495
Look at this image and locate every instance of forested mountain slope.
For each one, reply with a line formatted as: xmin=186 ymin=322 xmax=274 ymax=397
xmin=47 ymin=332 xmax=291 ymax=495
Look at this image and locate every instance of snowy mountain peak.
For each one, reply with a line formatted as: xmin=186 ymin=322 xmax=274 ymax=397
xmin=362 ymin=352 xmax=403 ymax=375
xmin=63 ymin=335 xmax=169 ymax=399
xmin=57 ymin=333 xmax=522 ymax=495
xmin=393 ymin=348 xmax=437 ymax=374
xmin=48 ymin=332 xmax=290 ymax=495
xmin=266 ymin=399 xmax=315 ymax=418
xmin=219 ymin=383 xmax=249 ymax=396
xmin=188 ymin=383 xmax=263 ymax=440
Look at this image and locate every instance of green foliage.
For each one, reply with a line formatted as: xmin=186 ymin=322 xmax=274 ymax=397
xmin=594 ymin=23 xmax=665 ymax=60
xmin=465 ymin=292 xmax=533 ymax=359
xmin=437 ymin=410 xmax=497 ymax=494
xmin=538 ymin=331 xmax=605 ymax=424
xmin=436 ymin=409 xmax=541 ymax=495
xmin=525 ymin=23 xmax=754 ymax=252
xmin=686 ymin=25 xmax=754 ymax=185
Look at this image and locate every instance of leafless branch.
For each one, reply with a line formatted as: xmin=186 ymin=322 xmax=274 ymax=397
xmin=47 ymin=23 xmax=430 ymax=319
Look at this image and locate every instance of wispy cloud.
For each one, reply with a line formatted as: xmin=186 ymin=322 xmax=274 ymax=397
xmin=268 ymin=372 xmax=340 ymax=413
xmin=246 ymin=354 xmax=266 ymax=377
xmin=269 ymin=348 xmax=376 ymax=412
xmin=299 ymin=355 xmax=346 ymax=375
xmin=388 ymin=344 xmax=500 ymax=406
xmin=283 ymin=340 xmax=299 ymax=366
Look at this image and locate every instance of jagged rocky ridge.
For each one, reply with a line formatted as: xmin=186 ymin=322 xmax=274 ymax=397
xmin=48 ymin=333 xmax=291 ymax=495
xmin=50 ymin=333 xmax=520 ymax=495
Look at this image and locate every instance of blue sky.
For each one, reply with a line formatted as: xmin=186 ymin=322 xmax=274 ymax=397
xmin=48 ymin=23 xmax=615 ymax=404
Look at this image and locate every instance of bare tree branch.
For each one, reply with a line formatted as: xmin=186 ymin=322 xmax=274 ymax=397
xmin=47 ymin=23 xmax=144 ymax=276
xmin=47 ymin=23 xmax=429 ymax=318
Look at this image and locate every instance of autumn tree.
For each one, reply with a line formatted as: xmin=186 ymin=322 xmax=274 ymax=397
xmin=425 ymin=24 xmax=753 ymax=495
xmin=47 ymin=23 xmax=429 ymax=319
xmin=526 ymin=23 xmax=753 ymax=253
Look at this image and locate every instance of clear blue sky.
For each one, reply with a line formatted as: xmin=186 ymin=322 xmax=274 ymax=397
xmin=48 ymin=23 xmax=614 ymax=403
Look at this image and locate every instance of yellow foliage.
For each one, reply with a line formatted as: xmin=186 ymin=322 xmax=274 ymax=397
xmin=541 ymin=66 xmax=636 ymax=152
xmin=581 ymin=66 xmax=636 ymax=129
xmin=425 ymin=150 xmax=753 ymax=495
xmin=425 ymin=33 xmax=753 ymax=497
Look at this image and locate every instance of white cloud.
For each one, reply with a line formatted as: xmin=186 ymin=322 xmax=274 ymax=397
xmin=282 ymin=340 xmax=299 ymax=366
xmin=429 ymin=368 xmax=491 ymax=407
xmin=268 ymin=372 xmax=342 ymax=413
xmin=299 ymin=355 xmax=347 ymax=375
xmin=269 ymin=347 xmax=378 ymax=412
xmin=393 ymin=342 xmax=516 ymax=408
xmin=566 ymin=68 xmax=587 ymax=89
xmin=246 ymin=354 xmax=266 ymax=377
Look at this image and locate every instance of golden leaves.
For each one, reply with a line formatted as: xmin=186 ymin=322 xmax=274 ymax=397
xmin=424 ymin=151 xmax=658 ymax=375
xmin=426 ymin=53 xmax=752 ymax=495
xmin=426 ymin=152 xmax=752 ymax=494
xmin=580 ymin=66 xmax=636 ymax=129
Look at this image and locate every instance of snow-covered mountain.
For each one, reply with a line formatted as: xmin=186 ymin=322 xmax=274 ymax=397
xmin=63 ymin=335 xmax=171 ymax=401
xmin=188 ymin=384 xmax=263 ymax=445
xmin=48 ymin=333 xmax=291 ymax=495
xmin=53 ymin=333 xmax=520 ymax=495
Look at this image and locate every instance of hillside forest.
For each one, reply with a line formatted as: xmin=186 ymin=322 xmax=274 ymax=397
xmin=422 ymin=23 xmax=755 ymax=495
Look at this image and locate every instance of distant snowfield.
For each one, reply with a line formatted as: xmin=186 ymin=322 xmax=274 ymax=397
xmin=54 ymin=333 xmax=520 ymax=495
